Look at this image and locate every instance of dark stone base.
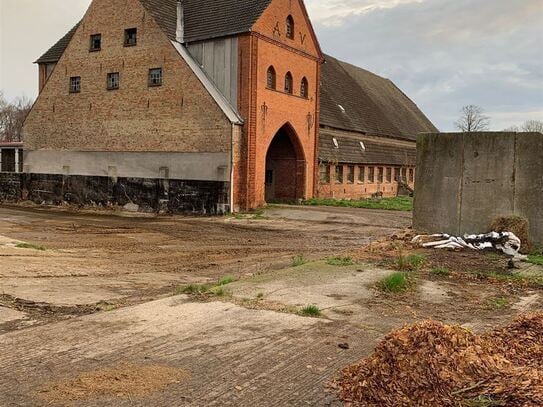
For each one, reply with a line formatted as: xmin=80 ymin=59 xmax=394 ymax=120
xmin=1 ymin=173 xmax=230 ymax=215
xmin=0 ymin=173 xmax=22 ymax=202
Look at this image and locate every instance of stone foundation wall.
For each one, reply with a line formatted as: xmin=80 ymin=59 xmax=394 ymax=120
xmin=0 ymin=174 xmax=229 ymax=215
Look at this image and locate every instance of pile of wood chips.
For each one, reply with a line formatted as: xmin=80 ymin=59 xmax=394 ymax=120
xmin=332 ymin=313 xmax=543 ymax=406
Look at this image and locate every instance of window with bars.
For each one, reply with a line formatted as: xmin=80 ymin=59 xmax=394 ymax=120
xmin=90 ymin=34 xmax=101 ymax=51
xmin=107 ymin=72 xmax=119 ymax=90
xmin=386 ymin=167 xmax=392 ymax=183
xmin=300 ymin=77 xmax=308 ymax=98
xmin=124 ymin=28 xmax=137 ymax=46
xmin=394 ymin=167 xmax=399 ymax=182
xmin=267 ymin=66 xmax=276 ymax=89
xmin=378 ymin=167 xmax=384 ymax=183
xmin=401 ymin=167 xmax=407 ymax=181
xmin=409 ymin=168 xmax=415 ymax=183
xmin=148 ymin=68 xmax=163 ymax=87
xmin=286 ymin=15 xmax=294 ymax=39
xmin=69 ymin=76 xmax=81 ymax=93
xmin=368 ymin=167 xmax=375 ymax=183
xmin=347 ymin=165 xmax=354 ymax=184
xmin=335 ymin=165 xmax=343 ymax=184
xmin=358 ymin=166 xmax=365 ymax=183
xmin=319 ymin=164 xmax=330 ymax=184
xmin=284 ymin=72 xmax=293 ymax=94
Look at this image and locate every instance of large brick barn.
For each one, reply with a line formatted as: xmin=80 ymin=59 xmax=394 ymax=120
xmin=21 ymin=0 xmax=436 ymax=213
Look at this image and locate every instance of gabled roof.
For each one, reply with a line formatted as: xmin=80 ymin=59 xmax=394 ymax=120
xmin=320 ymin=55 xmax=437 ymax=141
xmin=35 ymin=22 xmax=81 ymax=64
xmin=36 ymin=0 xmax=272 ymax=63
xmin=319 ymin=128 xmax=417 ymax=166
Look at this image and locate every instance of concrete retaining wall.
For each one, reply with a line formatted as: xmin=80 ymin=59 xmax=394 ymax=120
xmin=414 ymin=132 xmax=543 ymax=247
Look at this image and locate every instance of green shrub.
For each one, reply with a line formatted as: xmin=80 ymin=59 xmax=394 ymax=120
xmin=527 ymin=252 xmax=543 ymax=266
xmin=377 ymin=272 xmax=411 ymax=293
xmin=326 ymin=256 xmax=354 ymax=266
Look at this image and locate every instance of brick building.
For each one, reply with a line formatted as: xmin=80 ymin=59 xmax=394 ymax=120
xmin=22 ymin=0 xmax=435 ymax=213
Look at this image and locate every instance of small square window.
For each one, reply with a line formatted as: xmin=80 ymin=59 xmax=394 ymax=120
xmin=107 ymin=72 xmax=120 ymax=90
xmin=90 ymin=34 xmax=101 ymax=51
xmin=69 ymin=76 xmax=81 ymax=93
xmin=124 ymin=28 xmax=137 ymax=46
xmin=148 ymin=68 xmax=163 ymax=87
xmin=335 ymin=165 xmax=343 ymax=184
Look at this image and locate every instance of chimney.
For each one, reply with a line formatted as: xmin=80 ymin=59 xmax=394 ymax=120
xmin=176 ymin=0 xmax=185 ymax=43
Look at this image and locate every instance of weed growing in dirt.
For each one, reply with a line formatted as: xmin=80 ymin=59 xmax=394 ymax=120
xmin=326 ymin=256 xmax=354 ymax=266
xmin=377 ymin=272 xmax=411 ymax=293
xmin=527 ymin=251 xmax=543 ymax=266
xmin=461 ymin=394 xmax=506 ymax=407
xmin=396 ymin=252 xmax=426 ymax=271
xmin=210 ymin=286 xmax=229 ymax=297
xmin=431 ymin=267 xmax=451 ymax=277
xmin=218 ymin=275 xmax=235 ymax=285
xmin=256 ymin=292 xmax=264 ymax=299
xmin=15 ymin=242 xmax=46 ymax=251
xmin=291 ymin=254 xmax=307 ymax=267
xmin=177 ymin=284 xmax=210 ymax=295
xmin=303 ymin=196 xmax=413 ymax=211
xmin=299 ymin=304 xmax=321 ymax=317
xmin=487 ymin=296 xmax=510 ymax=309
xmin=472 ymin=270 xmax=543 ymax=288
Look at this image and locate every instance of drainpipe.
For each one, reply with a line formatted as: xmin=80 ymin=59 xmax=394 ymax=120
xmin=176 ymin=0 xmax=185 ymax=44
xmin=230 ymin=123 xmax=236 ymax=213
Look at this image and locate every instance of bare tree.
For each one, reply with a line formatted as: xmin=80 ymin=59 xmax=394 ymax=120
xmin=521 ymin=120 xmax=543 ymax=133
xmin=454 ymin=105 xmax=490 ymax=132
xmin=0 ymin=92 xmax=33 ymax=142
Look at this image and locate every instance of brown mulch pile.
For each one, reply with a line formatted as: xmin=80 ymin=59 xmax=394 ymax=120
xmin=36 ymin=363 xmax=189 ymax=403
xmin=332 ymin=313 xmax=543 ymax=406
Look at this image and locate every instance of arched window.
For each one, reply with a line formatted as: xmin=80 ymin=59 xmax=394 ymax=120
xmin=284 ymin=72 xmax=293 ymax=94
xmin=300 ymin=77 xmax=308 ymax=98
xmin=286 ymin=15 xmax=294 ymax=39
xmin=267 ymin=66 xmax=276 ymax=89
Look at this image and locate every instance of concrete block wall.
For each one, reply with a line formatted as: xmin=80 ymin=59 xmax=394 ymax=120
xmin=414 ymin=132 xmax=543 ymax=247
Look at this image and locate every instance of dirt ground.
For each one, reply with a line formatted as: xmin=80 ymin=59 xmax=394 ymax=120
xmin=0 ymin=204 xmax=541 ymax=406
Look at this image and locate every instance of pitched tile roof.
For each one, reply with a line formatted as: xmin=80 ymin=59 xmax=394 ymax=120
xmin=318 ymin=128 xmax=417 ymax=166
xmin=36 ymin=0 xmax=272 ymax=63
xmin=35 ymin=22 xmax=81 ymax=64
xmin=320 ymin=54 xmax=437 ymax=141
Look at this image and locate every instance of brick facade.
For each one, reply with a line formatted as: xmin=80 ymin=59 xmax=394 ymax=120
xmin=24 ymin=0 xmax=232 ymax=154
xmin=234 ymin=0 xmax=321 ymax=209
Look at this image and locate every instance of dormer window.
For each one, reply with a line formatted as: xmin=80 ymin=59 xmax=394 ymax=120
xmin=90 ymin=34 xmax=101 ymax=51
xmin=267 ymin=66 xmax=276 ymax=89
xmin=338 ymin=104 xmax=346 ymax=114
xmin=286 ymin=15 xmax=294 ymax=39
xmin=124 ymin=28 xmax=137 ymax=46
xmin=360 ymin=141 xmax=366 ymax=151
xmin=284 ymin=72 xmax=293 ymax=94
xmin=332 ymin=137 xmax=339 ymax=148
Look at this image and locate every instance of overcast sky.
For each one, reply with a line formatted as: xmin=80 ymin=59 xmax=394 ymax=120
xmin=1 ymin=0 xmax=542 ymax=130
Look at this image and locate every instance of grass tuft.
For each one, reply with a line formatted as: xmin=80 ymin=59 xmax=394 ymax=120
xmin=177 ymin=284 xmax=210 ymax=295
xmin=527 ymin=251 xmax=543 ymax=266
xmin=487 ymin=296 xmax=510 ymax=309
xmin=376 ymin=272 xmax=411 ymax=293
xmin=303 ymin=196 xmax=413 ymax=211
xmin=396 ymin=252 xmax=426 ymax=271
xmin=15 ymin=242 xmax=46 ymax=251
xmin=299 ymin=304 xmax=321 ymax=317
xmin=326 ymin=256 xmax=354 ymax=266
xmin=291 ymin=253 xmax=307 ymax=267
xmin=431 ymin=267 xmax=451 ymax=277
xmin=210 ymin=286 xmax=229 ymax=297
xmin=218 ymin=275 xmax=235 ymax=285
